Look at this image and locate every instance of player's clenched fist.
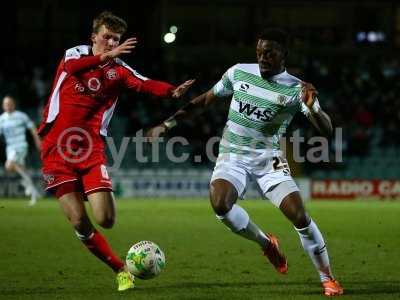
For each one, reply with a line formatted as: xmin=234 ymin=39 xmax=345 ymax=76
xmin=145 ymin=124 xmax=168 ymax=142
xmin=301 ymin=81 xmax=318 ymax=109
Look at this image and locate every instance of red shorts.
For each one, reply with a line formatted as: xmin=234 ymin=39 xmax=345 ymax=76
xmin=41 ymin=143 xmax=113 ymax=197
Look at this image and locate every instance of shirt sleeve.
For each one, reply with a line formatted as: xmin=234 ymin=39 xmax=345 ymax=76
xmin=212 ymin=65 xmax=235 ymax=97
xmin=123 ymin=68 xmax=175 ymax=98
xmin=63 ymin=46 xmax=102 ymax=74
xmin=21 ymin=113 xmax=34 ymax=129
xmin=63 ymin=55 xmax=102 ymax=74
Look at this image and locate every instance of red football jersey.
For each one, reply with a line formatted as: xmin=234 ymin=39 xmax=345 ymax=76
xmin=39 ymin=45 xmax=175 ymax=151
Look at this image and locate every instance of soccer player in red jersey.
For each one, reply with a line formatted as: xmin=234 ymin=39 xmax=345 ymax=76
xmin=38 ymin=11 xmax=194 ymax=291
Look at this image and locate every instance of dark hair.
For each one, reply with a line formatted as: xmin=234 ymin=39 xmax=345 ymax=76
xmin=92 ymin=11 xmax=127 ymax=35
xmin=258 ymin=28 xmax=290 ymax=52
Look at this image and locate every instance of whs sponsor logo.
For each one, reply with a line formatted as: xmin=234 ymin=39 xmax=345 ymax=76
xmin=238 ymin=101 xmax=275 ymax=122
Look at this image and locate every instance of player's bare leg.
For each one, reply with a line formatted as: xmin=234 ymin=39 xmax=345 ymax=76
xmin=279 ymin=191 xmax=343 ymax=296
xmin=58 ymin=192 xmax=93 ymax=235
xmin=87 ymin=191 xmax=134 ymax=291
xmin=87 ymin=191 xmax=116 ymax=229
xmin=6 ymin=161 xmax=40 ymax=206
xmin=209 ymin=179 xmax=287 ymax=274
xmin=58 ymin=191 xmax=132 ymax=287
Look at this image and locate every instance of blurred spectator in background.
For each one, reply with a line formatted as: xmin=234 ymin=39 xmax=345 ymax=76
xmin=0 ymin=95 xmax=41 ymax=205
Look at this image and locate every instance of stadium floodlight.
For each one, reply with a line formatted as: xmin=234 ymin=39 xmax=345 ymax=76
xmin=356 ymin=31 xmax=386 ymax=43
xmin=163 ymin=32 xmax=176 ymax=43
xmin=356 ymin=32 xmax=366 ymax=42
xmin=169 ymin=25 xmax=178 ymax=34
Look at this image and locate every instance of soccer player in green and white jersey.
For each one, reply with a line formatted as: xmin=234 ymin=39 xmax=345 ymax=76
xmin=147 ymin=28 xmax=343 ymax=296
xmin=0 ymin=95 xmax=42 ymax=205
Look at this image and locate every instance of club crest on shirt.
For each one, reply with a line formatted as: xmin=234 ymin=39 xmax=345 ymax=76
xmin=88 ymin=77 xmax=101 ymax=91
xmin=106 ymin=69 xmax=118 ymax=80
xmin=277 ymin=95 xmax=286 ymax=104
xmin=43 ymin=174 xmax=55 ymax=184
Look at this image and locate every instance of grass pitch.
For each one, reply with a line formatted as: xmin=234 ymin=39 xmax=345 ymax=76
xmin=0 ymin=198 xmax=399 ymax=300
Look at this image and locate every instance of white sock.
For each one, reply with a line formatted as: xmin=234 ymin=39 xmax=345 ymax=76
xmin=217 ymin=204 xmax=269 ymax=249
xmin=295 ymin=219 xmax=333 ymax=282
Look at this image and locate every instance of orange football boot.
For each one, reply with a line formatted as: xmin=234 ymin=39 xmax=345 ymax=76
xmin=322 ymin=279 xmax=343 ymax=296
xmin=263 ymin=233 xmax=288 ymax=274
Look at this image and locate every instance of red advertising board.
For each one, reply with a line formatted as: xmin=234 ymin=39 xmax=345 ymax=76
xmin=311 ymin=180 xmax=400 ymax=199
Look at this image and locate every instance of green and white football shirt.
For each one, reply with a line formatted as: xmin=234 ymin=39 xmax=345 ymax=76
xmin=212 ymin=63 xmax=319 ymax=157
xmin=0 ymin=110 xmax=34 ymax=151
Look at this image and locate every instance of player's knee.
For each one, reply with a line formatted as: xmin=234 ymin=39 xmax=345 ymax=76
xmin=98 ymin=218 xmax=115 ymax=229
xmin=211 ymin=198 xmax=232 ymax=215
xmin=280 ymin=193 xmax=310 ymax=228
xmin=95 ymin=214 xmax=115 ymax=229
xmin=5 ymin=161 xmax=15 ymax=172
xmin=292 ymin=210 xmax=310 ymax=228
xmin=209 ymin=181 xmax=235 ymax=215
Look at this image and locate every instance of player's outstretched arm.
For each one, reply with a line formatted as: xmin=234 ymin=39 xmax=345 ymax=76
xmin=301 ymin=82 xmax=333 ymax=136
xmin=146 ymin=89 xmax=218 ymax=139
xmin=308 ymin=109 xmax=333 ymax=136
xmin=64 ymin=38 xmax=137 ymax=74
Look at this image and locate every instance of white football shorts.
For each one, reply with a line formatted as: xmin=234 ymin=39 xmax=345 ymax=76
xmin=6 ymin=146 xmax=28 ymax=166
xmin=210 ymin=153 xmax=299 ymax=207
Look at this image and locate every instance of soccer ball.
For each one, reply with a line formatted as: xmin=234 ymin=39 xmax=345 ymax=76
xmin=126 ymin=241 xmax=166 ymax=279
